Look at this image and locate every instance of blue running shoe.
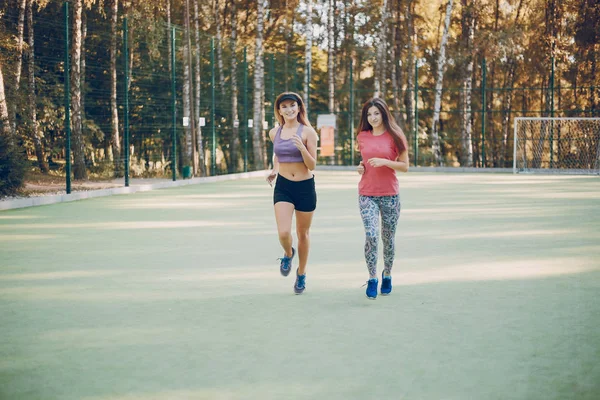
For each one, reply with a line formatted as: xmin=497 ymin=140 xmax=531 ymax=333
xmin=294 ymin=269 xmax=306 ymax=295
xmin=278 ymin=247 xmax=295 ymax=277
xmin=365 ymin=278 xmax=378 ymax=299
xmin=381 ymin=272 xmax=392 ymax=295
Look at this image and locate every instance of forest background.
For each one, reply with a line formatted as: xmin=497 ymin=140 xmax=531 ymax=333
xmin=0 ymin=0 xmax=598 ymax=195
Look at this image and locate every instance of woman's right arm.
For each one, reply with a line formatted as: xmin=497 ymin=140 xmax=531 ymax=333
xmin=267 ymin=128 xmax=279 ymax=185
xmin=357 ymin=160 xmax=364 ymax=175
xmin=356 ymin=134 xmax=364 ymax=175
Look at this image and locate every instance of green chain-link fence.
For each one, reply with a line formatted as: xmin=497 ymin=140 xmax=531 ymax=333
xmin=6 ymin=2 xmax=599 ymax=194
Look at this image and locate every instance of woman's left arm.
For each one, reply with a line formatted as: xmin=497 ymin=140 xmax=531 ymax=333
xmin=385 ymin=150 xmax=410 ymax=173
xmin=293 ymin=127 xmax=318 ymax=170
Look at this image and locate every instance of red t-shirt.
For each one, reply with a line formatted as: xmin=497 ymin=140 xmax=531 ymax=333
xmin=357 ymin=130 xmax=399 ymax=196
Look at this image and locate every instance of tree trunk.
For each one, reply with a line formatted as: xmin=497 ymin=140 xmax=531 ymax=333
xmin=500 ymin=0 xmax=524 ymax=167
xmin=193 ymin=0 xmax=206 ymax=176
xmin=327 ymin=0 xmax=334 ymax=113
xmin=110 ymin=0 xmax=120 ymax=174
xmin=284 ymin=0 xmax=289 ymax=92
xmin=8 ymin=0 xmax=27 ymax=137
xmin=167 ymin=0 xmax=171 ymax=74
xmin=303 ymin=0 xmax=312 ymax=112
xmin=390 ymin=18 xmax=401 ymax=127
xmin=431 ymin=0 xmax=453 ymax=166
xmin=374 ymin=0 xmax=389 ymax=97
xmin=81 ymin=6 xmax=87 ymax=122
xmin=0 ymin=60 xmax=11 ymax=138
xmin=213 ymin=0 xmax=226 ymax=93
xmin=70 ymin=0 xmax=87 ymax=180
xmin=459 ymin=0 xmax=474 ymax=167
xmin=229 ymin=0 xmax=241 ymax=173
xmin=390 ymin=0 xmax=402 ymax=126
xmin=182 ymin=0 xmax=193 ymax=170
xmin=488 ymin=0 xmax=500 ymax=167
xmin=589 ymin=47 xmax=597 ymax=112
xmin=405 ymin=0 xmax=415 ymax=140
xmin=26 ymin=0 xmax=48 ymax=172
xmin=253 ymin=0 xmax=266 ymax=169
xmin=123 ymin=1 xmax=135 ymax=95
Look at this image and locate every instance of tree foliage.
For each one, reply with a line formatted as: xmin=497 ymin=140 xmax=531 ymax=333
xmin=0 ymin=0 xmax=597 ymax=175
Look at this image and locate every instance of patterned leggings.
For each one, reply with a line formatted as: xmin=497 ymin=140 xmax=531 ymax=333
xmin=359 ymin=195 xmax=401 ymax=278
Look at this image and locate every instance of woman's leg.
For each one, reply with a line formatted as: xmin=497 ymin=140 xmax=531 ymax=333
xmin=295 ymin=210 xmax=314 ymax=275
xmin=274 ymin=202 xmax=295 ymax=257
xmin=359 ymin=195 xmax=380 ymax=279
xmin=380 ymin=195 xmax=401 ymax=275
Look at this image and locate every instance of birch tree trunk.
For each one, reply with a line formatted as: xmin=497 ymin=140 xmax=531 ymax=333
xmin=124 ymin=1 xmax=134 ymax=94
xmin=500 ymin=0 xmax=524 ymax=167
xmin=261 ymin=71 xmax=267 ymax=168
xmin=182 ymin=43 xmax=191 ymax=171
xmin=589 ymin=48 xmax=597 ymax=112
xmin=405 ymin=0 xmax=415 ymax=139
xmin=303 ymin=0 xmax=312 ymax=113
xmin=8 ymin=0 xmax=27 ymax=137
xmin=27 ymin=0 xmax=48 ymax=172
xmin=167 ymin=0 xmax=171 ymax=73
xmin=431 ymin=0 xmax=454 ymax=166
xmin=252 ymin=0 xmax=266 ymax=169
xmin=81 ymin=7 xmax=86 ymax=122
xmin=327 ymin=0 xmax=334 ymax=113
xmin=390 ymin=19 xmax=401 ymax=126
xmin=182 ymin=0 xmax=193 ymax=170
xmin=374 ymin=0 xmax=389 ymax=98
xmin=0 ymin=60 xmax=11 ymax=137
xmin=71 ymin=0 xmax=87 ymax=179
xmin=389 ymin=0 xmax=400 ymax=124
xmin=459 ymin=0 xmax=474 ymax=167
xmin=193 ymin=0 xmax=206 ymax=176
xmin=229 ymin=0 xmax=241 ymax=173
xmin=213 ymin=0 xmax=226 ymax=92
xmin=333 ymin=0 xmax=340 ymax=110
xmin=284 ymin=0 xmax=289 ymax=92
xmin=110 ymin=0 xmax=120 ymax=174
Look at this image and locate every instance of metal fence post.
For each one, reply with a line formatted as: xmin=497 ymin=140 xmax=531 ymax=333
xmin=350 ymin=59 xmax=354 ymax=165
xmin=550 ymin=55 xmax=555 ymax=167
xmin=171 ymin=26 xmax=177 ymax=181
xmin=414 ymin=58 xmax=419 ymax=167
xmin=243 ymin=47 xmax=248 ymax=172
xmin=211 ymin=37 xmax=216 ymax=175
xmin=123 ymin=17 xmax=130 ymax=186
xmin=481 ymin=57 xmax=487 ymax=167
xmin=64 ymin=2 xmax=71 ymax=194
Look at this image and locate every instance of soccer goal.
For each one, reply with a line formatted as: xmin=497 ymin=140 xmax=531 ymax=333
xmin=513 ymin=117 xmax=600 ymax=174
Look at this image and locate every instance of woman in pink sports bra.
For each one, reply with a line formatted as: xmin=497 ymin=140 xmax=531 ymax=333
xmin=266 ymin=92 xmax=318 ymax=295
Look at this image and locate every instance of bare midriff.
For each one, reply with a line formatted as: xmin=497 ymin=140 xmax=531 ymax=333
xmin=278 ymin=162 xmax=312 ymax=181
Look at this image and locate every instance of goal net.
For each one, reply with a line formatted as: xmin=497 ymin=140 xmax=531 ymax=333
xmin=513 ymin=117 xmax=600 ymax=174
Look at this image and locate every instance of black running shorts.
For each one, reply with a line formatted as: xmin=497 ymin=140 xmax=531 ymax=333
xmin=273 ymin=174 xmax=317 ymax=212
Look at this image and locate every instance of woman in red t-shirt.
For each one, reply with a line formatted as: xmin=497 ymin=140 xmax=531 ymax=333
xmin=356 ymin=98 xmax=409 ymax=299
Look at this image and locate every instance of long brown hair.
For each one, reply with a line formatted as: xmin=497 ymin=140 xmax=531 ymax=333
xmin=274 ymin=92 xmax=313 ymax=128
xmin=357 ymin=97 xmax=407 ymax=153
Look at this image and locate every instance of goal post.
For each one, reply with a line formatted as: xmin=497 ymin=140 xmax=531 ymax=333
xmin=513 ymin=117 xmax=600 ymax=174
